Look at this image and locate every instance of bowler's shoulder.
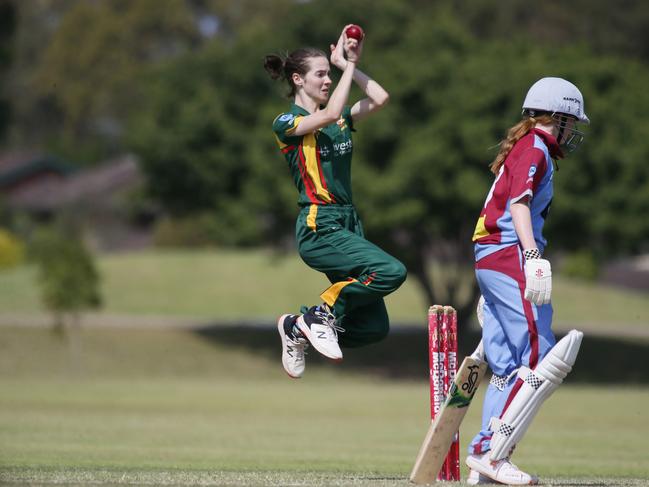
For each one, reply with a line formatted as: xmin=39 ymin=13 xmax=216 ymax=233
xmin=272 ymin=112 xmax=298 ymax=129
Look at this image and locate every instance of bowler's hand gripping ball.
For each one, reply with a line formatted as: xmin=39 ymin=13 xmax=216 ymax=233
xmin=345 ymin=24 xmax=364 ymax=41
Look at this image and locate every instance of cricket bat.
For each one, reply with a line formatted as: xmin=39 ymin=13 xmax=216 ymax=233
xmin=409 ymin=341 xmax=488 ymax=484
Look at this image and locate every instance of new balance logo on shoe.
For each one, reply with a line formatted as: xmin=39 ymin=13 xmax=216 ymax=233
xmin=296 ymin=304 xmax=343 ymax=362
xmin=278 ymin=314 xmax=307 ymax=379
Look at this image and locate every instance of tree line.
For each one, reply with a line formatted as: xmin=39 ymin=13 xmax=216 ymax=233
xmin=2 ymin=0 xmax=649 ymax=320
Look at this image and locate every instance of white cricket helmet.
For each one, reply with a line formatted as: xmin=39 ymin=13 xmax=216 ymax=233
xmin=522 ymin=77 xmax=589 ymax=123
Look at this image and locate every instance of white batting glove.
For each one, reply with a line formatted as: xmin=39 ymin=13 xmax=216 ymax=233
xmin=523 ymin=249 xmax=552 ymax=305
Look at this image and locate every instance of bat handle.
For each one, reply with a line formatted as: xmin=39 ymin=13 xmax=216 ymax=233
xmin=470 ymin=340 xmax=485 ymax=362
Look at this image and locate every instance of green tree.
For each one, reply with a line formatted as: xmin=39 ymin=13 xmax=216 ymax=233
xmin=15 ymin=0 xmax=200 ymax=161
xmin=0 ymin=227 xmax=24 ymax=269
xmin=129 ymin=29 xmax=297 ymax=246
xmin=456 ymin=0 xmax=649 ymax=64
xmin=31 ymin=226 xmax=102 ymax=332
xmin=5 ymin=0 xmax=85 ymax=149
xmin=547 ymin=53 xmax=649 ymax=257
xmin=8 ymin=0 xmax=649 ymax=161
xmin=130 ymin=0 xmax=649 ymax=325
xmin=0 ymin=0 xmax=16 ymax=141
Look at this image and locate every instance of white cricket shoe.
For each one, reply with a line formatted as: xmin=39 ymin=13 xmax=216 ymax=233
xmin=277 ymin=314 xmax=308 ymax=379
xmin=466 ymin=453 xmax=538 ymax=486
xmin=296 ymin=304 xmax=343 ymax=361
xmin=467 ymin=468 xmax=504 ymax=485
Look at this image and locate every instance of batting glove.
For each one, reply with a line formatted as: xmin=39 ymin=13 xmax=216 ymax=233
xmin=523 ymin=249 xmax=552 ymax=305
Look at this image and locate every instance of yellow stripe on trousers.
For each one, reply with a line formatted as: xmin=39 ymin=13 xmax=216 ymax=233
xmin=307 ymin=204 xmax=318 ymax=231
xmin=321 ymin=279 xmax=358 ymax=307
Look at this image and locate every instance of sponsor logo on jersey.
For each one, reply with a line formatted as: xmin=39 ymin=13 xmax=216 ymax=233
xmin=279 ymin=113 xmax=295 ymax=123
xmin=333 ymin=139 xmax=353 ymax=155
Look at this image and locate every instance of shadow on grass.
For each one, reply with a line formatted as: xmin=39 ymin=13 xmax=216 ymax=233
xmin=195 ymin=324 xmax=649 ymax=384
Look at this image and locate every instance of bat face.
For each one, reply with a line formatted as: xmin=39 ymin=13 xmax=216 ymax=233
xmin=409 ymin=355 xmax=488 ymax=484
xmin=447 ymin=361 xmax=485 ymax=408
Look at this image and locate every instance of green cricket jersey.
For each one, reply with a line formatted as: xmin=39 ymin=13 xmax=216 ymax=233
xmin=272 ymin=103 xmax=355 ymax=207
xmin=272 ymin=103 xmax=407 ymax=347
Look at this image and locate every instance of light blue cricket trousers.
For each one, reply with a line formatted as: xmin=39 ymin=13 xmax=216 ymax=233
xmin=469 ymin=244 xmax=555 ymax=455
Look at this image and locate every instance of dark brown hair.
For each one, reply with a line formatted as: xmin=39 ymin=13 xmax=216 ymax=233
xmin=490 ymin=114 xmax=555 ymax=174
xmin=264 ymin=48 xmax=327 ymax=97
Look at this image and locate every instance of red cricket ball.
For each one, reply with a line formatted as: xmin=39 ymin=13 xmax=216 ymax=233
xmin=345 ymin=24 xmax=364 ymax=41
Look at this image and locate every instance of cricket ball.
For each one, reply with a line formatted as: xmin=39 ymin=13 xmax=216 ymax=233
xmin=345 ymin=24 xmax=364 ymax=41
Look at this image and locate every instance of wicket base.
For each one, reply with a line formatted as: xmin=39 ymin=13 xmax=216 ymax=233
xmin=410 ymin=351 xmax=487 ymax=483
xmin=410 ymin=305 xmax=487 ymax=484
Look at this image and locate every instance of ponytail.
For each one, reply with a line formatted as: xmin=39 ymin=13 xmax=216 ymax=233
xmin=489 ymin=114 xmax=555 ymax=175
xmin=263 ymin=54 xmax=284 ymax=81
xmin=263 ymin=47 xmax=327 ymax=98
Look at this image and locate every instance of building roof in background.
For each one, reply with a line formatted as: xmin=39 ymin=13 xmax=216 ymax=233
xmin=5 ymin=153 xmax=142 ymax=211
xmin=602 ymin=255 xmax=649 ymax=291
xmin=0 ymin=152 xmax=76 ymax=190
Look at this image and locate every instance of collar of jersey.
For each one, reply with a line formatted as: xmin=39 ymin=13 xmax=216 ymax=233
xmin=290 ymin=103 xmax=328 ymax=115
xmin=531 ymin=128 xmax=563 ymax=159
xmin=291 ymin=103 xmax=312 ymax=116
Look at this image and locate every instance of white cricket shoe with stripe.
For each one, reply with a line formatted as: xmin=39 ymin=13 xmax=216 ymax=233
xmin=466 ymin=453 xmax=538 ymax=486
xmin=296 ymin=304 xmax=343 ymax=361
xmin=277 ymin=314 xmax=308 ymax=379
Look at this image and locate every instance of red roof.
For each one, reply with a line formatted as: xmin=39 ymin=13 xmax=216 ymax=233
xmin=6 ymin=154 xmax=142 ymax=211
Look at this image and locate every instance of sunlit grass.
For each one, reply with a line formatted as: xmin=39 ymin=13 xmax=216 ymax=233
xmin=0 ymin=325 xmax=647 ymax=485
xmin=0 ymin=249 xmax=646 ymax=337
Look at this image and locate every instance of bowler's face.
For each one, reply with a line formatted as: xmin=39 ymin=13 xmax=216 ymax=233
xmin=302 ymin=56 xmax=332 ymax=105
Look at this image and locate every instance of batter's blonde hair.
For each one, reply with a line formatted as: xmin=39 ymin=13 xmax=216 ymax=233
xmin=490 ymin=114 xmax=555 ymax=175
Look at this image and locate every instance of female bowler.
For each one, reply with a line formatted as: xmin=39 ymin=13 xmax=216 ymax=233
xmin=264 ymin=26 xmax=406 ymax=379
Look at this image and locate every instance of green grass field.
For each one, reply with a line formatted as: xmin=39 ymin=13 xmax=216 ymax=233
xmin=0 ymin=325 xmax=648 ymax=486
xmin=0 ymin=249 xmax=647 ymax=337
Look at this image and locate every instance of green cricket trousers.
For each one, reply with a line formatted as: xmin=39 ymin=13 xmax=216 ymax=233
xmin=296 ymin=204 xmax=407 ymax=348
